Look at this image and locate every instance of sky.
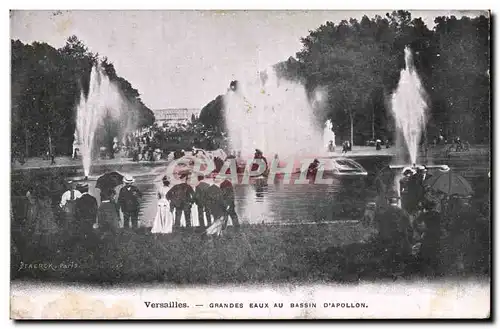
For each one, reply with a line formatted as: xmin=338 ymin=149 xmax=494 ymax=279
xmin=10 ymin=10 xmax=487 ymax=110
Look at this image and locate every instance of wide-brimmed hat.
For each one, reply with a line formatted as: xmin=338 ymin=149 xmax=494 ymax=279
xmin=416 ymin=165 xmax=427 ymax=172
xmin=76 ymin=182 xmax=89 ymax=190
xmin=402 ymin=167 xmax=416 ymax=175
xmin=439 ymin=165 xmax=450 ymax=172
xmin=123 ymin=175 xmax=135 ymax=184
xmin=365 ymin=201 xmax=377 ymax=210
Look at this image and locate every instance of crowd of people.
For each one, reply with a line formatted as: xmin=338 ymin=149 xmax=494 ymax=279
xmin=82 ymin=122 xmax=229 ymax=163
xmin=151 ymin=174 xmax=240 ymax=236
xmin=14 ymin=146 xmax=278 ymax=247
xmin=17 ymin=170 xmax=241 ymax=245
xmin=362 ymin=165 xmax=489 ymax=276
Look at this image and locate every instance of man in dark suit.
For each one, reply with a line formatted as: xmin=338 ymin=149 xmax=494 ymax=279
xmin=220 ymin=179 xmax=239 ymax=229
xmin=205 ymin=178 xmax=228 ymax=226
xmin=414 ymin=166 xmax=432 ymax=210
xmin=399 ymin=167 xmax=415 ymax=213
xmin=98 ymin=189 xmax=121 ymax=234
xmin=118 ymin=176 xmax=142 ymax=229
xmin=194 ymin=175 xmax=211 ymax=227
xmin=75 ymin=182 xmax=98 ymax=235
xmin=167 ymin=178 xmax=195 ymax=229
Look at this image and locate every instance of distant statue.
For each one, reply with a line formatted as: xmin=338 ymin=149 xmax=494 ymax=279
xmin=323 ymin=120 xmax=336 ymax=153
xmin=328 ymin=140 xmax=335 ymax=152
xmin=73 ymin=129 xmax=81 ymax=160
xmin=326 ymin=119 xmax=333 ymax=131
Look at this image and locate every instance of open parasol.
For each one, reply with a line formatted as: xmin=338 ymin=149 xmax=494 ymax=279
xmin=95 ymin=171 xmax=125 ymax=190
xmin=424 ymin=170 xmax=473 ymax=197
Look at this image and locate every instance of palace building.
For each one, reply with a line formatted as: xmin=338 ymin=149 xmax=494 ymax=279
xmin=153 ymin=108 xmax=200 ymax=126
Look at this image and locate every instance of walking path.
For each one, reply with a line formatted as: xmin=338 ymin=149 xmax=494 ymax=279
xmin=11 ymin=156 xmax=169 ymax=171
xmin=11 ymin=145 xmax=489 ymax=172
xmin=12 ymin=147 xmax=397 ymax=171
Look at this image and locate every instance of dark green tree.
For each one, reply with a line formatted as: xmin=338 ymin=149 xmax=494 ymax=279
xmin=11 ymin=36 xmax=155 ymax=158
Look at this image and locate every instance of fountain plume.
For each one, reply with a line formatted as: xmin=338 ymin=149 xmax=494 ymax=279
xmin=75 ymin=65 xmax=124 ymax=177
xmin=223 ymin=68 xmax=323 ymax=160
xmin=390 ymin=46 xmax=428 ymax=165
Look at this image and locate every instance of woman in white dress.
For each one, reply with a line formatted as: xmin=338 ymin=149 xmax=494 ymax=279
xmin=151 ymin=176 xmax=174 ymax=234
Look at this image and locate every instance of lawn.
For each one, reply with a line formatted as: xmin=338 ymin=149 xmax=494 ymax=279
xmin=11 ymin=218 xmax=490 ymax=285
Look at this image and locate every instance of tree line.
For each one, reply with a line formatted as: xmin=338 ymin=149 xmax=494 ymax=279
xmin=11 ymin=36 xmax=155 ymax=158
xmin=199 ymin=11 xmax=490 ymax=146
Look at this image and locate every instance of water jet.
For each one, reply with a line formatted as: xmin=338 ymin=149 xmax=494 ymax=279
xmin=74 ymin=64 xmax=125 ymax=178
xmin=390 ymin=46 xmax=428 ymax=165
xmin=223 ymin=68 xmax=323 ymax=160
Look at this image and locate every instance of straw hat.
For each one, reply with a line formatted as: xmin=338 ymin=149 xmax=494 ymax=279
xmin=402 ymin=167 xmax=416 ymax=175
xmin=76 ymin=182 xmax=89 ymax=192
xmin=439 ymin=165 xmax=450 ymax=172
xmin=416 ymin=165 xmax=427 ymax=172
xmin=365 ymin=201 xmax=377 ymax=210
xmin=123 ymin=175 xmax=135 ymax=184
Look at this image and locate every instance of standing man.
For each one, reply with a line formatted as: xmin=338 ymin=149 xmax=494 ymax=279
xmin=98 ymin=190 xmax=121 ymax=234
xmin=166 ymin=176 xmax=195 ymax=230
xmin=194 ymin=175 xmax=211 ymax=227
xmin=60 ymin=180 xmax=82 ymax=209
xmin=118 ymin=175 xmax=142 ymax=229
xmin=59 ymin=180 xmax=82 ymax=232
xmin=75 ymin=182 xmax=98 ymax=236
xmin=205 ymin=177 xmax=229 ymax=235
xmin=400 ymin=167 xmax=415 ymax=213
xmin=414 ymin=165 xmax=432 ymax=209
xmin=220 ymin=178 xmax=239 ymax=229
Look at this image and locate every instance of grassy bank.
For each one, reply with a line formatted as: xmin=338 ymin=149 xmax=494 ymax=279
xmin=11 ymin=219 xmax=490 ymax=284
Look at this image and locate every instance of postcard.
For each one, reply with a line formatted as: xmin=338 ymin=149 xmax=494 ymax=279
xmin=10 ymin=9 xmax=491 ymax=319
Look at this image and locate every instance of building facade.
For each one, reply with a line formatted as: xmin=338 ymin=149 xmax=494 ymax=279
xmin=153 ymin=108 xmax=201 ymax=126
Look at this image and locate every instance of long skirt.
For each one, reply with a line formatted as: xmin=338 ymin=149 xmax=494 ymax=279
xmin=151 ymin=201 xmax=174 ymax=234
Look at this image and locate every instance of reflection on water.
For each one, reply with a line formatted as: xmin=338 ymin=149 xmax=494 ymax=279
xmin=132 ymin=157 xmax=489 ymax=227
xmin=135 ymin=175 xmax=370 ymax=227
xmin=11 ymin=155 xmax=490 ymax=228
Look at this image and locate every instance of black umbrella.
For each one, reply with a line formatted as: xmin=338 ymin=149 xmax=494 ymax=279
xmin=96 ymin=171 xmax=125 ymax=190
xmin=425 ymin=170 xmax=473 ymax=197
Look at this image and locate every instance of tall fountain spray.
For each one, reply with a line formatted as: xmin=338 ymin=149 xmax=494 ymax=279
xmin=390 ymin=47 xmax=428 ymax=165
xmin=223 ymin=68 xmax=323 ymax=160
xmin=75 ymin=65 xmax=123 ymax=177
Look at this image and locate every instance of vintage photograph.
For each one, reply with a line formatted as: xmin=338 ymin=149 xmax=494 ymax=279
xmin=10 ymin=9 xmax=491 ymax=319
